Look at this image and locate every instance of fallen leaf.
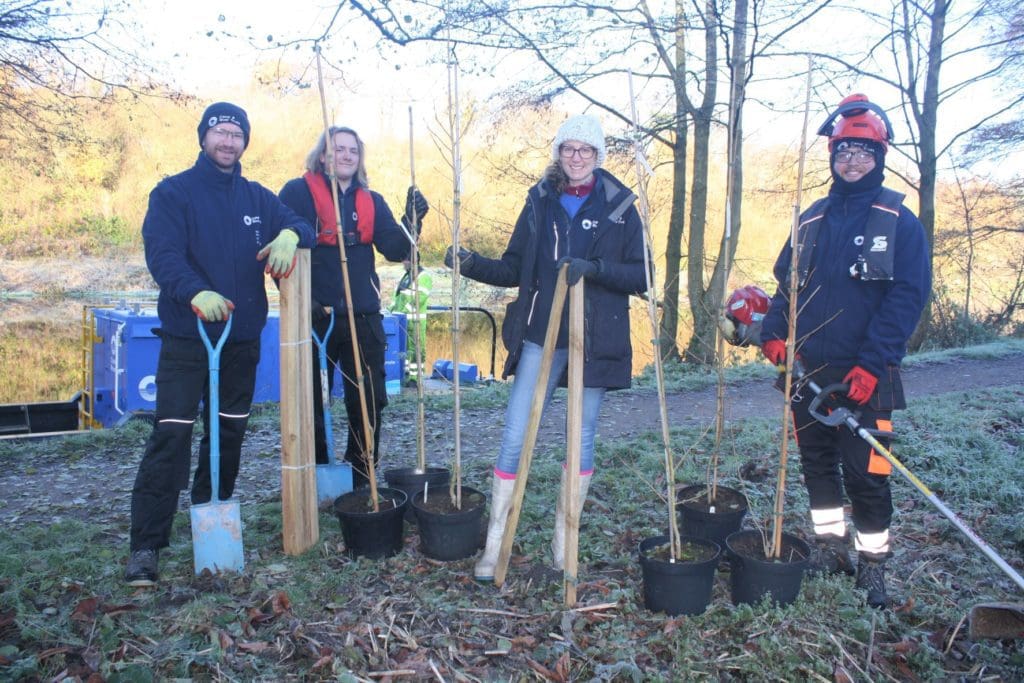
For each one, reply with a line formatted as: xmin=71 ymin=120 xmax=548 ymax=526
xmin=553 ymin=651 xmax=571 ymax=682
xmin=833 ymin=662 xmax=854 ymax=683
xmin=71 ymin=597 xmax=99 ymax=621
xmin=237 ymin=640 xmax=271 ymax=653
xmin=271 ymin=591 xmax=291 ymax=615
xmin=894 ymin=596 xmax=915 ymax=614
xmin=101 ymin=603 xmax=138 ymax=617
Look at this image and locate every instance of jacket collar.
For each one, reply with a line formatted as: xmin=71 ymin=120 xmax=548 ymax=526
xmin=195 ymin=152 xmax=241 ymax=185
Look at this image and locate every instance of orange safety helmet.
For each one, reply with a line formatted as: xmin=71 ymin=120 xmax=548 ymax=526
xmin=817 ymin=93 xmax=894 ymax=152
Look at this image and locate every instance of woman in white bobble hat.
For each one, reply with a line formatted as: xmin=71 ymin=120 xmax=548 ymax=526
xmin=445 ymin=114 xmax=649 ymax=581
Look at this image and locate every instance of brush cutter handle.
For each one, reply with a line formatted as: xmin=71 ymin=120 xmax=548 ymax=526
xmin=310 ymin=310 xmax=337 ymax=465
xmin=197 ymin=315 xmax=233 ymax=503
xmin=807 ymin=382 xmax=854 ymax=427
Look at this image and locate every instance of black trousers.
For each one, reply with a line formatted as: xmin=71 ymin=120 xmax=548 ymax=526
xmin=791 ymin=391 xmax=894 ymax=535
xmin=129 ymin=334 xmax=259 ymax=552
xmin=311 ymin=312 xmax=387 ymax=481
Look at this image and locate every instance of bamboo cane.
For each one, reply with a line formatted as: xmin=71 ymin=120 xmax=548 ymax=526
xmin=314 ymin=45 xmax=379 ymax=512
xmin=563 ymin=278 xmax=584 ymax=606
xmin=627 ymin=71 xmax=680 ymax=560
xmin=447 ymin=42 xmax=463 ymax=509
xmin=406 ymin=105 xmax=428 ymax=475
xmin=493 ymin=266 xmax=570 ymax=587
xmin=771 ymin=58 xmax=814 ymax=557
xmin=710 ymin=51 xmax=743 ymax=505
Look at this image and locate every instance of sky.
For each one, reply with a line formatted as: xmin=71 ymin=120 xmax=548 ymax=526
xmin=136 ymin=0 xmax=480 ymax=141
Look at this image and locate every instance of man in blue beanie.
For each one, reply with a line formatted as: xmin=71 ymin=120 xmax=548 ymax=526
xmin=125 ymin=101 xmax=314 ymax=586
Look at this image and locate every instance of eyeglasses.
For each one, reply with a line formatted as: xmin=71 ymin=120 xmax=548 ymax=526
xmin=210 ymin=127 xmax=244 ymax=142
xmin=559 ymin=144 xmax=596 ymax=160
xmin=835 ymin=150 xmax=874 ymax=164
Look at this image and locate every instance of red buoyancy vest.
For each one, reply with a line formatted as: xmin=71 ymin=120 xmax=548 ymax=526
xmin=303 ymin=171 xmax=375 ymax=246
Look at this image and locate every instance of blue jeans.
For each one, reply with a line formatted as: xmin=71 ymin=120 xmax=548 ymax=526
xmin=495 ymin=342 xmax=606 ymax=476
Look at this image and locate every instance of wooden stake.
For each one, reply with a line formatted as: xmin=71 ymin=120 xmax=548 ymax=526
xmin=493 ymin=266 xmax=569 ymax=587
xmin=314 ymin=45 xmax=379 ymax=511
xmin=279 ymin=250 xmax=319 ymax=554
xmin=627 ymin=71 xmax=679 ymax=559
xmin=771 ymin=58 xmax=814 ymax=557
xmin=563 ymin=279 xmax=584 ymax=607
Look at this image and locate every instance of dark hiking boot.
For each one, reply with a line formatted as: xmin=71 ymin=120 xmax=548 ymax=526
xmin=856 ymin=553 xmax=888 ymax=609
xmin=809 ymin=535 xmax=855 ymax=577
xmin=125 ymin=549 xmax=159 ymax=587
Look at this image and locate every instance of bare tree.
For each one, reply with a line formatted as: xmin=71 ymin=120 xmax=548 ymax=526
xmin=331 ymin=0 xmax=833 ymax=364
xmin=0 ymin=0 xmax=159 ymax=147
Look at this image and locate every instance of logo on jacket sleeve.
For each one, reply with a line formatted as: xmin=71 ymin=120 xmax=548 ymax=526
xmin=243 ymin=215 xmax=262 ymax=226
xmin=870 ymin=235 xmax=888 ymax=252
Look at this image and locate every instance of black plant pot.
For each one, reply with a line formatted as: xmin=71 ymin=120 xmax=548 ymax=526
xmin=333 ymin=487 xmax=408 ymax=559
xmin=411 ymin=485 xmax=486 ymax=561
xmin=638 ymin=535 xmax=721 ymax=616
xmin=726 ymin=529 xmax=810 ymax=607
xmin=675 ymin=484 xmax=749 ymax=548
xmin=384 ymin=466 xmax=451 ymax=523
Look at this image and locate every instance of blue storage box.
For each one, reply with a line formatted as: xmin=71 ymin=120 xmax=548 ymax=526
xmin=89 ymin=305 xmax=406 ymax=426
xmin=431 ymin=360 xmax=478 ymax=384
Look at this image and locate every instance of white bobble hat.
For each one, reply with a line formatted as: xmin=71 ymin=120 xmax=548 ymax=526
xmin=551 ymin=114 xmax=606 ymax=166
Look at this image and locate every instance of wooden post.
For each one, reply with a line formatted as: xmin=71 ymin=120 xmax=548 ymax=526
xmin=563 ymin=280 xmax=584 ymax=607
xmin=279 ymin=250 xmax=319 ymax=554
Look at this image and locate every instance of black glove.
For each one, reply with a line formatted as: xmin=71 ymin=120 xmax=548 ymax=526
xmin=312 ymin=301 xmax=332 ymax=323
xmin=402 ymin=186 xmax=429 ymax=234
xmin=444 ymin=245 xmax=475 ymax=270
xmin=557 ymin=257 xmax=600 ymax=286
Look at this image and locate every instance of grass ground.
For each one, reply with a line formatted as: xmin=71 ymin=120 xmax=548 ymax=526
xmin=1 ymin=375 xmax=1023 ymax=680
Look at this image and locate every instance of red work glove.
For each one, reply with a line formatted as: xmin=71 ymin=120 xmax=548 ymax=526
xmin=843 ymin=365 xmax=877 ymax=405
xmin=762 ymin=339 xmax=787 ymax=367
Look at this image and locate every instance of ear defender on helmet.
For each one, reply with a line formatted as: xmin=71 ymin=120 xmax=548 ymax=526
xmin=817 ymin=93 xmax=894 ymax=152
xmin=719 ymin=285 xmax=771 ymax=347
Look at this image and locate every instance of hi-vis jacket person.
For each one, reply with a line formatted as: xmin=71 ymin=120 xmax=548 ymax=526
xmin=279 ymin=126 xmax=428 ymax=489
xmin=726 ymin=94 xmax=931 ymax=609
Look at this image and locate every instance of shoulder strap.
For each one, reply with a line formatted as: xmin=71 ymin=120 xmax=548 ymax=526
xmin=795 ymin=197 xmax=830 ymax=287
xmin=303 ymin=172 xmax=338 ymax=246
xmin=353 ymin=188 xmax=375 ymax=245
xmin=856 ymin=188 xmax=905 ymax=281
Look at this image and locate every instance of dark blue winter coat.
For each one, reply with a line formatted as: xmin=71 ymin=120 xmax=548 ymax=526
xmin=278 ymin=175 xmax=412 ymax=314
xmin=143 ymin=153 xmax=314 ymax=342
xmin=461 ymin=168 xmax=649 ymax=389
xmin=760 ymin=183 xmax=931 ymax=377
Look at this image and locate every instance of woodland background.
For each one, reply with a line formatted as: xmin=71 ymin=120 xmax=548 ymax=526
xmin=1 ymin=0 xmax=1023 ymax=385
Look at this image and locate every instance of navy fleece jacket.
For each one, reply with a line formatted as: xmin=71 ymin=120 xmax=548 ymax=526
xmin=760 ymin=182 xmax=931 ymax=376
xmin=142 ymin=153 xmax=314 ymax=341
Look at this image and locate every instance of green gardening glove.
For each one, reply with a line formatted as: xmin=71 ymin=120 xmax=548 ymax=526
xmin=191 ymin=290 xmax=234 ymax=322
xmin=257 ymin=229 xmax=300 ymax=278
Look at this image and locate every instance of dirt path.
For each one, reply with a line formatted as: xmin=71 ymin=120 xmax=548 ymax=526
xmin=2 ymin=353 xmax=1022 ymax=529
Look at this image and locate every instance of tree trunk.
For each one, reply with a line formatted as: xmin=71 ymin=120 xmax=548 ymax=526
xmin=658 ymin=1 xmax=690 ymax=362
xmin=683 ymin=110 xmax=715 ymax=365
xmin=660 ymin=121 xmax=688 ymax=362
xmin=907 ymin=0 xmax=946 ymax=351
xmin=682 ymin=0 xmax=720 ymax=365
